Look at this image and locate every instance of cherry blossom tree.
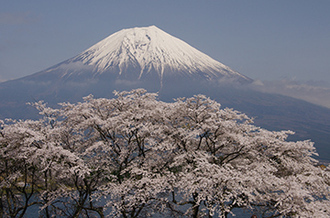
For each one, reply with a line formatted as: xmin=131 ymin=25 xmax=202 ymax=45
xmin=56 ymin=90 xmax=170 ymax=217
xmin=0 ymin=116 xmax=87 ymax=217
xmin=0 ymin=89 xmax=329 ymax=217
xmin=160 ymin=95 xmax=330 ymax=217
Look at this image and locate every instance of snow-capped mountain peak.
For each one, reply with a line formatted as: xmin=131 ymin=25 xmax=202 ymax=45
xmin=66 ymin=26 xmax=251 ymax=84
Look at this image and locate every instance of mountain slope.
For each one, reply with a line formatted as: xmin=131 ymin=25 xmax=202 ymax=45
xmin=22 ymin=26 xmax=252 ymax=87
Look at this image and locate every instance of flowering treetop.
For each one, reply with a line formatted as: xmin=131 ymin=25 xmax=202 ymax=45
xmin=0 ymin=89 xmax=329 ymax=217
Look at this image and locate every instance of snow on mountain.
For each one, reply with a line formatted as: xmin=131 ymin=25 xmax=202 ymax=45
xmin=44 ymin=25 xmax=252 ymax=85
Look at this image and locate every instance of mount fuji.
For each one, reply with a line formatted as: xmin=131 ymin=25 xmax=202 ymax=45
xmin=0 ymin=26 xmax=329 ymax=160
xmin=21 ymin=26 xmax=252 ymax=87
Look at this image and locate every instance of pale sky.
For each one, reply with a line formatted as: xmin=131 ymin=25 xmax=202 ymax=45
xmin=1 ymin=0 xmax=330 ymax=85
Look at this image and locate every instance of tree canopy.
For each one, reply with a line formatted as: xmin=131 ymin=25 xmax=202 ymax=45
xmin=0 ymin=89 xmax=329 ymax=217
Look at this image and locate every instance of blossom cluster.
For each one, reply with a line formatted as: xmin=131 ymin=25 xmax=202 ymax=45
xmin=0 ymin=89 xmax=329 ymax=217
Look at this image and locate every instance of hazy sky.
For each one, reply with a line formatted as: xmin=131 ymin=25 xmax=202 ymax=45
xmin=1 ymin=0 xmax=330 ymax=84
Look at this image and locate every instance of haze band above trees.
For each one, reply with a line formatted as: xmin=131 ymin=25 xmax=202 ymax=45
xmin=0 ymin=89 xmax=329 ymax=217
